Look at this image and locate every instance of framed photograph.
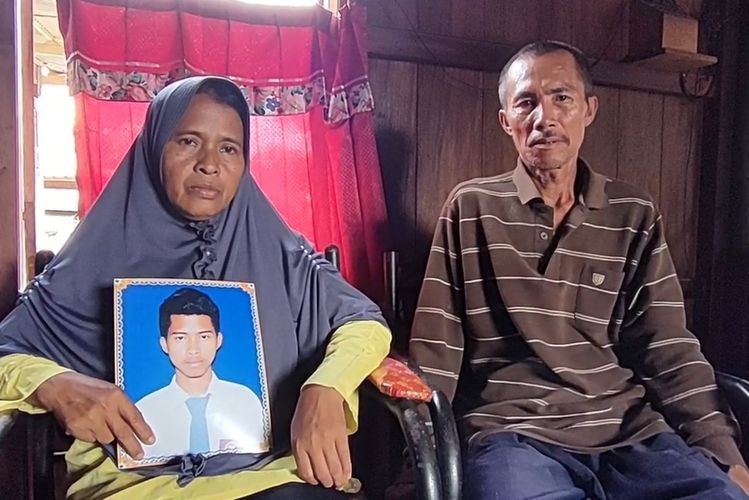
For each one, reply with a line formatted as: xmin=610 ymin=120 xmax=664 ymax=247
xmin=113 ymin=278 xmax=272 ymax=469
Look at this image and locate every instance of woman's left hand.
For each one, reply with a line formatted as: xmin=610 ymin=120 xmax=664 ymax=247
xmin=291 ymin=384 xmax=351 ymax=489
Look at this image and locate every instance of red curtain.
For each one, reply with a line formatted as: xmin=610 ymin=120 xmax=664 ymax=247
xmin=59 ymin=0 xmax=389 ymax=300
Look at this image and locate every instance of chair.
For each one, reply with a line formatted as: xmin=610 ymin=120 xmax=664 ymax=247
xmin=0 ymin=248 xmax=462 ymax=500
xmin=715 ymin=372 xmax=749 ymax=458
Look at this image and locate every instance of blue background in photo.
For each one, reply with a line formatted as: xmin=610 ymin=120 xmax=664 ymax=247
xmin=120 ymin=282 xmax=263 ymax=403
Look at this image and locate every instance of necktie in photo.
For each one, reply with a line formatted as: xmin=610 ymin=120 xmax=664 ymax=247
xmin=186 ymin=395 xmax=211 ymax=454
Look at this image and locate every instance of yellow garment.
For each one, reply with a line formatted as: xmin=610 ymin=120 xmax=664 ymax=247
xmin=0 ymin=320 xmax=391 ymax=499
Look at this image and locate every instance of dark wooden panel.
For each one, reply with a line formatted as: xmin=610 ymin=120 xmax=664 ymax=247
xmin=481 ymin=72 xmax=512 ymax=177
xmin=369 ymin=58 xmax=419 ymax=265
xmin=362 ymin=0 xmax=417 ymax=29
xmin=685 ymin=297 xmax=695 ymax=331
xmin=0 ymin=0 xmax=19 ymax=318
xmin=0 ymin=4 xmax=23 ymax=499
xmin=616 ymin=90 xmax=664 ymax=203
xmin=484 ymin=0 xmax=540 ymax=46
xmin=485 ymin=0 xmax=576 ymax=46
xmin=692 ymin=0 xmax=741 ymax=367
xmin=684 ymin=103 xmax=702 ymax=282
xmin=417 ymin=0 xmax=484 ymax=39
xmin=572 ymin=0 xmax=628 ymax=62
xmin=580 ymin=86 xmax=620 ymax=179
xmin=416 ymin=66 xmax=484 ymax=258
xmin=660 ymin=95 xmax=701 ymax=279
xmin=368 ymin=25 xmax=704 ymax=96
xmin=538 ymin=0 xmax=575 ymax=43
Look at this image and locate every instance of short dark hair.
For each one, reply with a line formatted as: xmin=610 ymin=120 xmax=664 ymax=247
xmin=197 ymin=79 xmax=248 ymax=120
xmin=159 ymin=287 xmax=220 ymax=338
xmin=497 ymin=40 xmax=594 ymax=109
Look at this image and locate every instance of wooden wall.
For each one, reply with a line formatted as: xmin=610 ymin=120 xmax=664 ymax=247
xmin=0 ymin=2 xmax=26 ymax=497
xmin=365 ymin=0 xmax=706 ymax=346
xmin=0 ymin=0 xmax=21 ymax=319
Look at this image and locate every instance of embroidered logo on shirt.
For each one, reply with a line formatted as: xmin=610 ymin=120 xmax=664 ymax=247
xmin=592 ymin=273 xmax=606 ymax=286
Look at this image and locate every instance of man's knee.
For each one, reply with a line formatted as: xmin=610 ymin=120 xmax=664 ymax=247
xmin=463 ymin=433 xmax=585 ymax=500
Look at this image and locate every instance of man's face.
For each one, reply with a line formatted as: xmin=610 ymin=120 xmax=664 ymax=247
xmin=160 ymin=314 xmax=222 ymax=379
xmin=161 ymin=93 xmax=245 ymax=221
xmin=498 ymin=51 xmax=598 ymax=173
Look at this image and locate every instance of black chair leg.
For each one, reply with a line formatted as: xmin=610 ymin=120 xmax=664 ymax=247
xmin=28 ymin=414 xmax=55 ymax=500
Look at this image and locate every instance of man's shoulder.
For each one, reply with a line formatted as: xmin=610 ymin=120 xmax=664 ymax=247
xmin=602 ymin=177 xmax=658 ymax=213
xmin=604 ymin=176 xmax=655 ymax=202
xmin=446 ymin=171 xmax=517 ymax=206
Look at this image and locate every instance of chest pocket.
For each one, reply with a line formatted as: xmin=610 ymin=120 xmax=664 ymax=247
xmin=574 ymin=263 xmax=625 ymax=342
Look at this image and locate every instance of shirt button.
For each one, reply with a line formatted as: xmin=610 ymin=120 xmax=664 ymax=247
xmin=540 ymin=232 xmax=549 ymax=240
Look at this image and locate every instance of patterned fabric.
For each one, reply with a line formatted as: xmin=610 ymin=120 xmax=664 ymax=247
xmin=67 ymin=60 xmax=375 ymax=124
xmin=368 ymin=357 xmax=432 ymax=403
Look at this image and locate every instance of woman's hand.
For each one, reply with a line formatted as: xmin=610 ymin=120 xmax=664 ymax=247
xmin=290 ymin=384 xmax=351 ymax=489
xmin=33 ymin=371 xmax=154 ymax=459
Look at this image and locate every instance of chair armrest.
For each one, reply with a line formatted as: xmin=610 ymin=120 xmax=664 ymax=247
xmin=365 ymin=357 xmax=462 ymax=500
xmin=0 ymin=410 xmax=18 ymax=442
xmin=717 ymin=371 xmax=749 ymax=418
xmin=428 ymin=391 xmax=461 ymax=500
xmin=367 ymin=357 xmax=432 ymax=403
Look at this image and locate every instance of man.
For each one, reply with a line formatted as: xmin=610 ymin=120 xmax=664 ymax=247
xmin=410 ymin=40 xmax=749 ymax=499
xmin=135 ymin=287 xmax=267 ymax=458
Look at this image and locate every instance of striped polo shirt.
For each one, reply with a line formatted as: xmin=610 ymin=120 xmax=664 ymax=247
xmin=410 ymin=159 xmax=743 ymax=466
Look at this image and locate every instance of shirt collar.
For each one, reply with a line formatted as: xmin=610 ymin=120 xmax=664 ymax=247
xmin=511 ymin=157 xmax=609 ymax=209
xmin=169 ymin=371 xmax=219 ymax=399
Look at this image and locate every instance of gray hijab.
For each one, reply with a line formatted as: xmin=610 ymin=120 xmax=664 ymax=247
xmin=0 ymin=76 xmax=386 ymax=481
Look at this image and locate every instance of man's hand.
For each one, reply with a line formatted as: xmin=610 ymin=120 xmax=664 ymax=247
xmin=291 ymin=384 xmax=351 ymax=489
xmin=729 ymin=464 xmax=749 ymax=494
xmin=33 ymin=371 xmax=154 ymax=459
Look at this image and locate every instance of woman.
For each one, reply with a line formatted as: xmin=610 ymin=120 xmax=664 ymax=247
xmin=0 ymin=76 xmax=391 ymax=499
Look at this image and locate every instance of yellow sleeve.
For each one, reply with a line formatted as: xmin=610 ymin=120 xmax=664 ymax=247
xmin=0 ymin=353 xmax=71 ymax=414
xmin=302 ymin=320 xmax=391 ymax=433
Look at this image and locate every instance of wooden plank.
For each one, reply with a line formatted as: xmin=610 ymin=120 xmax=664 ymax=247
xmin=572 ymin=0 xmax=628 ymax=62
xmin=0 ymin=5 xmax=25 ymax=500
xmin=368 ymin=25 xmax=704 ymax=96
xmin=484 ymin=0 xmax=540 ymax=46
xmin=20 ymin=0 xmax=35 ymax=280
xmin=616 ymin=90 xmax=663 ymax=203
xmin=692 ymin=0 xmax=741 ymax=368
xmin=416 ymin=0 xmax=484 ymax=39
xmin=538 ymin=0 xmax=575 ymax=43
xmin=368 ymin=58 xmax=418 ymax=278
xmin=660 ymin=95 xmax=701 ymax=280
xmin=481 ymin=72 xmax=511 ymax=177
xmin=684 ymin=103 xmax=702 ymax=287
xmin=363 ymin=0 xmax=417 ymax=30
xmin=580 ymin=86 xmax=619 ymax=179
xmin=416 ymin=66 xmax=484 ymax=261
xmin=43 ymin=177 xmax=78 ymax=190
xmin=0 ymin=0 xmax=20 ymax=319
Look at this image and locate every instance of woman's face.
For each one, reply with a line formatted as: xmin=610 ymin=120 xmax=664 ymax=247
xmin=162 ymin=93 xmax=245 ymax=221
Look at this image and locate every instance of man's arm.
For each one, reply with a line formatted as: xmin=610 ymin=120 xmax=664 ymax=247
xmin=409 ymin=195 xmax=466 ymax=402
xmin=620 ymin=211 xmax=744 ymax=468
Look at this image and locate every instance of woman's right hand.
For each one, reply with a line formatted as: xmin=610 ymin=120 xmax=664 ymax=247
xmin=32 ymin=371 xmax=155 ymax=459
